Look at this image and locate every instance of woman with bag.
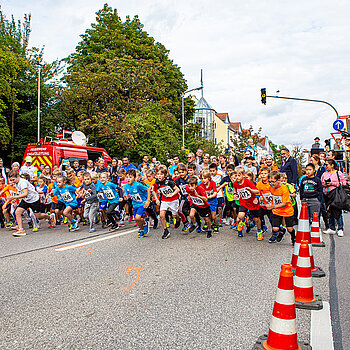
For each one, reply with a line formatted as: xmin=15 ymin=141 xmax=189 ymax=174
xmin=321 ymin=159 xmax=346 ymax=236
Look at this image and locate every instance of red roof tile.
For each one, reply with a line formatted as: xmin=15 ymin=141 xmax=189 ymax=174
xmin=215 ymin=113 xmax=228 ymax=122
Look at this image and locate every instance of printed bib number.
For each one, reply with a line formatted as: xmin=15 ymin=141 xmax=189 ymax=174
xmin=62 ymin=191 xmax=74 ymax=202
xmin=131 ymin=193 xmax=142 ymax=202
xmin=159 ymin=185 xmax=174 ymax=197
xmin=237 ymin=188 xmax=251 ymax=200
xmin=97 ymin=192 xmax=105 ymax=201
xmin=261 ymin=193 xmax=273 ymax=205
xmin=85 ymin=191 xmax=91 ymax=199
xmin=191 ymin=196 xmax=205 ymax=206
xmin=103 ymin=189 xmax=115 ymax=200
xmin=226 ymin=186 xmax=234 ymax=194
xmin=273 ymin=195 xmax=283 ymax=205
xmin=179 ymin=184 xmax=188 ymax=196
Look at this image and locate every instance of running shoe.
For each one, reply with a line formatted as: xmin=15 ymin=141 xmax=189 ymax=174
xmin=269 ymin=234 xmax=278 ymax=243
xmin=5 ymin=222 xmax=13 ymax=228
xmin=89 ymin=228 xmax=96 ymax=233
xmin=166 ymin=221 xmax=170 ymax=228
xmin=28 ymin=221 xmax=33 ymax=229
xmin=262 ymin=225 xmax=268 ymax=233
xmin=49 ymin=214 xmax=56 ymax=228
xmin=203 ymin=224 xmax=208 ymax=231
xmin=32 ymin=226 xmax=39 ymax=233
xmin=256 ymin=230 xmax=263 ymax=241
xmin=138 ymin=230 xmax=144 ymax=238
xmin=230 ymin=223 xmax=238 ymax=230
xmin=237 ymin=217 xmax=246 ymax=231
xmin=109 ymin=224 xmax=119 ymax=232
xmin=153 ymin=217 xmax=159 ymax=230
xmin=207 ymin=230 xmax=212 ymax=238
xmin=12 ymin=229 xmax=26 ymax=237
xmin=69 ymin=221 xmax=79 ymax=232
xmin=238 ymin=230 xmax=243 ymax=237
xmin=63 ymin=217 xmax=68 ymax=224
xmin=196 ymin=224 xmax=202 ymax=233
xmin=276 ymin=230 xmax=285 ymax=242
xmin=102 ymin=220 xmax=107 ymax=229
xmin=162 ymin=229 xmax=171 ymax=239
xmin=218 ymin=219 xmax=223 ymax=227
xmin=188 ymin=224 xmax=197 ymax=233
xmin=143 ymin=220 xmax=149 ymax=236
xmin=213 ymin=225 xmax=219 ymax=233
xmin=182 ymin=222 xmax=190 ymax=232
xmin=174 ymin=219 xmax=181 ymax=229
xmin=128 ymin=216 xmax=133 ymax=223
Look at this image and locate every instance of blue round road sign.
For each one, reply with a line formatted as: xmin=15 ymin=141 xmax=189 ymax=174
xmin=333 ymin=120 xmax=344 ymax=131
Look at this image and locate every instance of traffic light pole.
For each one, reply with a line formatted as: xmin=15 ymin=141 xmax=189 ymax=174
xmin=265 ymin=94 xmax=339 ymax=120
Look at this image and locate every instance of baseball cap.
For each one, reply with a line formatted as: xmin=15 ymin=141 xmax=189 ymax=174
xmin=25 ymin=156 xmax=33 ymax=163
xmin=314 ymin=137 xmax=320 ymax=140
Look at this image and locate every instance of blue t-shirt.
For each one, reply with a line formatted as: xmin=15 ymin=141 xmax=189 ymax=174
xmin=99 ymin=181 xmax=120 ymax=204
xmin=53 ymin=184 xmax=78 ymax=207
xmin=95 ymin=180 xmax=107 ymax=203
xmin=121 ymin=163 xmax=137 ymax=171
xmin=124 ymin=181 xmax=149 ymax=208
xmin=169 ymin=164 xmax=179 ymax=176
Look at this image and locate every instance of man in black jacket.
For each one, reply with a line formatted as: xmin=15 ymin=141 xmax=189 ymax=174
xmin=280 ymin=148 xmax=298 ymax=186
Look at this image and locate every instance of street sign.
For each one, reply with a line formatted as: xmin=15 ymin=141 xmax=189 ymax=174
xmin=333 ymin=120 xmax=344 ymax=131
xmin=339 ymin=115 xmax=350 ymax=119
xmin=331 ymin=132 xmax=343 ymax=143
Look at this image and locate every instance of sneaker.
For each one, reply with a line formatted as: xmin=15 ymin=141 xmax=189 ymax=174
xmin=337 ymin=229 xmax=344 ymax=237
xmin=106 ymin=221 xmax=113 ymax=228
xmin=213 ymin=225 xmax=219 ymax=233
xmin=128 ymin=216 xmax=133 ymax=223
xmin=166 ymin=221 xmax=170 ymax=228
xmin=196 ymin=225 xmax=202 ymax=233
xmin=262 ymin=225 xmax=268 ymax=233
xmin=69 ymin=221 xmax=79 ymax=232
xmin=82 ymin=220 xmax=88 ymax=226
xmin=207 ymin=230 xmax=212 ymax=238
xmin=256 ymin=230 xmax=263 ymax=241
xmin=138 ymin=230 xmax=144 ymax=238
xmin=143 ymin=221 xmax=150 ymax=236
xmin=203 ymin=224 xmax=208 ymax=231
xmin=238 ymin=230 xmax=243 ymax=237
xmin=95 ymin=212 xmax=101 ymax=225
xmin=5 ymin=222 xmax=13 ymax=228
xmin=269 ymin=234 xmax=278 ymax=243
xmin=56 ymin=220 xmax=61 ymax=226
xmin=63 ymin=217 xmax=68 ymax=224
xmin=323 ymin=228 xmax=336 ymax=235
xmin=237 ymin=217 xmax=246 ymax=231
xmin=162 ymin=229 xmax=171 ymax=239
xmin=276 ymin=230 xmax=285 ymax=242
xmin=109 ymin=224 xmax=119 ymax=232
xmin=225 ymin=218 xmax=232 ymax=226
xmin=174 ymin=219 xmax=181 ymax=229
xmin=189 ymin=224 xmax=197 ymax=233
xmin=153 ymin=217 xmax=159 ymax=230
xmin=89 ymin=228 xmax=96 ymax=233
xmin=230 ymin=223 xmax=238 ymax=230
xmin=32 ymin=226 xmax=39 ymax=232
xmin=219 ymin=219 xmax=223 ymax=227
xmin=11 ymin=224 xmax=18 ymax=230
xmin=49 ymin=214 xmax=56 ymax=228
xmin=12 ymin=229 xmax=26 ymax=237
xmin=182 ymin=222 xmax=190 ymax=232
xmin=102 ymin=220 xmax=107 ymax=229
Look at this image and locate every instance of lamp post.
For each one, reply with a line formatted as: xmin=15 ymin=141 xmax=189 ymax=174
xmin=37 ymin=63 xmax=45 ymax=142
xmin=181 ymin=86 xmax=203 ymax=149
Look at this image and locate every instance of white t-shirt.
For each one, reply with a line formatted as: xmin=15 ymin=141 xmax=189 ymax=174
xmin=15 ymin=178 xmax=40 ymax=203
xmin=20 ymin=165 xmax=37 ymax=179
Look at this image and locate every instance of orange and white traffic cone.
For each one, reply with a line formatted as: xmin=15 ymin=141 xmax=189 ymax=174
xmin=310 ymin=212 xmax=325 ymax=247
xmin=291 ymin=203 xmax=325 ymax=278
xmin=252 ymin=264 xmax=311 ymax=350
xmin=294 ymin=240 xmax=323 ymax=310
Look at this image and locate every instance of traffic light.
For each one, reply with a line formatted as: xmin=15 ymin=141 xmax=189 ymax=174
xmin=261 ymin=88 xmax=266 ymax=105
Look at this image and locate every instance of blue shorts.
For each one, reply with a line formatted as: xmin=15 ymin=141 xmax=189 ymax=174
xmin=133 ymin=205 xmax=147 ymax=218
xmin=77 ymin=198 xmax=84 ymax=209
xmin=208 ymin=199 xmax=217 ymax=213
xmin=99 ymin=201 xmax=108 ymax=211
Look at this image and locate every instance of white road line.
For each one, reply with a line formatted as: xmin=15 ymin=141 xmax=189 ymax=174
xmin=311 ymin=301 xmax=334 ymax=350
xmin=55 ymin=229 xmax=138 ymax=252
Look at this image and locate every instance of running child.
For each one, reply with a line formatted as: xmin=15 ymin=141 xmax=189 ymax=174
xmin=256 ymin=166 xmax=272 ymax=233
xmin=91 ymin=172 xmax=108 ymax=228
xmin=209 ymin=163 xmax=224 ymax=226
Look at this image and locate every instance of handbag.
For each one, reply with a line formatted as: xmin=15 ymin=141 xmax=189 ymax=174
xmin=330 ymin=172 xmax=350 ymax=211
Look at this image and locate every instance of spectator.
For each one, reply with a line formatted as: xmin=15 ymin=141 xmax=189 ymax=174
xmin=72 ymin=160 xmax=82 ymax=175
xmin=279 ymin=148 xmax=298 ymax=186
xmin=0 ymin=158 xmax=9 ymax=184
xmin=20 ymin=156 xmax=37 ymax=181
xmin=244 ymin=138 xmax=258 ymax=159
xmin=311 ymin=137 xmax=321 ymax=149
xmin=121 ymin=155 xmax=136 ymax=171
xmin=195 ymin=148 xmax=203 ymax=166
xmin=37 ymin=163 xmax=45 ymax=177
xmin=187 ymin=153 xmax=195 ymax=166
xmin=264 ymin=155 xmax=279 ymax=171
xmin=95 ymin=159 xmax=108 ymax=173
xmin=86 ymin=159 xmax=95 ymax=173
xmin=169 ymin=154 xmax=180 ymax=176
xmin=11 ymin=162 xmax=20 ymax=172
xmin=109 ymin=158 xmax=119 ymax=183
xmin=138 ymin=155 xmax=149 ymax=171
xmin=201 ymin=154 xmax=210 ymax=172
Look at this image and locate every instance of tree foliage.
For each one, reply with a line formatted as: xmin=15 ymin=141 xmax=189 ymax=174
xmin=291 ymin=144 xmax=307 ymax=176
xmin=269 ymin=139 xmax=287 ymax=167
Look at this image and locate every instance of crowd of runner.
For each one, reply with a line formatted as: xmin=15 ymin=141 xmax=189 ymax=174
xmin=0 ymin=141 xmax=347 ymax=240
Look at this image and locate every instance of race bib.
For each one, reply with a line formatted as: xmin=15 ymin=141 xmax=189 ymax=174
xmin=85 ymin=191 xmax=91 ymax=199
xmin=103 ymin=188 xmax=115 ymax=200
xmin=273 ymin=195 xmax=283 ymax=205
xmin=97 ymin=192 xmax=105 ymax=201
xmin=62 ymin=191 xmax=74 ymax=202
xmin=179 ymin=184 xmax=187 ymax=196
xmin=237 ymin=187 xmax=251 ymax=200
xmin=159 ymin=185 xmax=174 ymax=198
xmin=131 ymin=193 xmax=142 ymax=202
xmin=226 ymin=186 xmax=234 ymax=194
xmin=260 ymin=193 xmax=273 ymax=205
xmin=191 ymin=196 xmax=205 ymax=206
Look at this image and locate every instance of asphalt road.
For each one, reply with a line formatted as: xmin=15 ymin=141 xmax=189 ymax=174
xmin=0 ymin=214 xmax=347 ymax=350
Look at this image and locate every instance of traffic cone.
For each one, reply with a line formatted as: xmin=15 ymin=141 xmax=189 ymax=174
xmin=291 ymin=202 xmax=325 ymax=278
xmin=294 ymin=240 xmax=323 ymax=310
xmin=310 ymin=212 xmax=325 ymax=247
xmin=252 ymin=264 xmax=312 ymax=350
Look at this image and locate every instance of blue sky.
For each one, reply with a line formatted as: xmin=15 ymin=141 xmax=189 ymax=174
xmin=3 ymin=0 xmax=350 ymax=149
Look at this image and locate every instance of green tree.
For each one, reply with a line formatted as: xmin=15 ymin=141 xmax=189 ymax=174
xmin=291 ymin=144 xmax=307 ymax=176
xmin=269 ymin=139 xmax=287 ymax=167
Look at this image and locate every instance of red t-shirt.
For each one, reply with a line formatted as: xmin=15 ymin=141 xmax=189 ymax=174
xmin=232 ymin=178 xmax=260 ymax=211
xmin=153 ymin=179 xmax=179 ymax=202
xmin=186 ymin=185 xmax=209 ymax=208
xmin=198 ymin=181 xmax=217 ymax=200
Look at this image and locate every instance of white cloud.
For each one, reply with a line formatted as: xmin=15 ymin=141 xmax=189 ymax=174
xmin=3 ymin=0 xmax=350 ymax=149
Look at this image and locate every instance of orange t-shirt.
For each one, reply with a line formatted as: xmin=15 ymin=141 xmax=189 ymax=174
xmin=269 ymin=184 xmax=294 ymax=217
xmin=259 ymin=164 xmax=279 ymax=174
xmin=0 ymin=185 xmax=19 ymax=204
xmin=74 ymin=177 xmax=82 ymax=188
xmin=48 ymin=182 xmax=58 ymax=204
xmin=256 ymin=180 xmax=273 ymax=208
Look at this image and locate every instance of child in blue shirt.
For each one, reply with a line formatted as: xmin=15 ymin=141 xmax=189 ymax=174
xmin=91 ymin=172 xmax=108 ymax=228
xmin=123 ymin=169 xmax=151 ymax=237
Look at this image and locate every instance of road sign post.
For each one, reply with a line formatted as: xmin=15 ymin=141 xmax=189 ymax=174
xmin=333 ymin=120 xmax=344 ymax=131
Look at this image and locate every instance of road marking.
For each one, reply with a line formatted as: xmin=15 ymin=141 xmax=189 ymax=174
xmin=124 ymin=266 xmax=143 ymax=292
xmin=57 ymin=244 xmax=95 ymax=253
xmin=311 ymin=301 xmax=334 ymax=350
xmin=55 ymin=229 xmax=138 ymax=252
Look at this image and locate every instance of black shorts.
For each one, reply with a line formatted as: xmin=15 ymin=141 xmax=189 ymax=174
xmin=18 ymin=199 xmax=42 ymax=213
xmin=190 ymin=204 xmax=211 ymax=218
xmin=55 ymin=201 xmax=66 ymax=211
xmin=217 ymin=197 xmax=224 ymax=208
xmin=238 ymin=206 xmax=261 ymax=218
xmin=260 ymin=207 xmax=271 ymax=219
xmin=271 ymin=213 xmax=294 ymax=228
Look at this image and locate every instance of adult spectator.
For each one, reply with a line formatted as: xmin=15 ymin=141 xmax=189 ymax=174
xmin=169 ymin=154 xmax=180 ymax=176
xmin=244 ymin=138 xmax=258 ymax=159
xmin=264 ymin=155 xmax=279 ymax=171
xmin=321 ymin=159 xmax=346 ymax=236
xmin=11 ymin=162 xmax=20 ymax=172
xmin=72 ymin=160 xmax=82 ymax=175
xmin=195 ymin=148 xmax=203 ymax=166
xmin=311 ymin=137 xmax=321 ymax=149
xmin=86 ymin=160 xmax=95 ymax=173
xmin=95 ymin=159 xmax=108 ymax=174
xmin=110 ymin=158 xmax=119 ymax=184
xmin=187 ymin=153 xmax=195 ymax=166
xmin=20 ymin=156 xmax=37 ymax=181
xmin=121 ymin=155 xmax=136 ymax=171
xmin=201 ymin=154 xmax=210 ymax=172
xmin=138 ymin=155 xmax=149 ymax=171
xmin=259 ymin=155 xmax=266 ymax=166
xmin=0 ymin=158 xmax=9 ymax=184
xmin=279 ymin=148 xmax=298 ymax=186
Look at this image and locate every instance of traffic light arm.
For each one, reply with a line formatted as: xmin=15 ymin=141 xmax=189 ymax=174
xmin=266 ymin=94 xmax=339 ymax=120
